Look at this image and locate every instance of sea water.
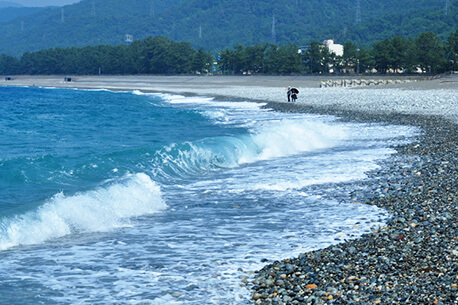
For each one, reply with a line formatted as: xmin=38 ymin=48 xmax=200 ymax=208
xmin=0 ymin=86 xmax=418 ymax=304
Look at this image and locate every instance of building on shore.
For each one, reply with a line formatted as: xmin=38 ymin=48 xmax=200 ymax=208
xmin=323 ymin=39 xmax=343 ymax=57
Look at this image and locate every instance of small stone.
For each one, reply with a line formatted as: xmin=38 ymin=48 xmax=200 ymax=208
xmin=348 ymin=246 xmax=357 ymax=254
xmin=306 ymin=284 xmax=318 ymax=289
xmin=285 ymin=263 xmax=295 ymax=273
xmin=252 ymin=293 xmax=263 ymax=300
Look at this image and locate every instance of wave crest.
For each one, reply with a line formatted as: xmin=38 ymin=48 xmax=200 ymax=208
xmin=0 ymin=173 xmax=166 ymax=250
xmin=152 ymin=119 xmax=345 ymax=179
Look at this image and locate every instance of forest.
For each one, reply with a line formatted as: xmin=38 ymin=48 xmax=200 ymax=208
xmin=0 ymin=29 xmax=457 ymax=76
xmin=0 ymin=0 xmax=456 ymax=56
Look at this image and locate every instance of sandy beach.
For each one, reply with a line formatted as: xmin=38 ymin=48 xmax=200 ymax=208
xmin=1 ymin=74 xmax=457 ymax=304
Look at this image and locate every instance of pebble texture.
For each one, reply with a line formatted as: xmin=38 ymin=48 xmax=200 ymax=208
xmin=251 ymin=106 xmax=457 ymax=305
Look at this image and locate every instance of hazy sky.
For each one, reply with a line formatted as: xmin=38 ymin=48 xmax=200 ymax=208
xmin=12 ymin=0 xmax=80 ymax=6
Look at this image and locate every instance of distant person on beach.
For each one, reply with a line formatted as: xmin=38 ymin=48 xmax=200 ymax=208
xmin=290 ymin=87 xmax=299 ymax=102
xmin=286 ymin=86 xmax=292 ymax=102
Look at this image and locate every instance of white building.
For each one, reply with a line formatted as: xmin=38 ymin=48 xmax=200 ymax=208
xmin=323 ymin=39 xmax=343 ymax=57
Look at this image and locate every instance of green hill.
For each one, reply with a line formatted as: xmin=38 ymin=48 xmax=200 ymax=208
xmin=0 ymin=7 xmax=44 ymax=23
xmin=0 ymin=0 xmax=456 ymax=56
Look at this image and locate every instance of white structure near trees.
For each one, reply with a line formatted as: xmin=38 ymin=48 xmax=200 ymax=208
xmin=323 ymin=39 xmax=344 ymax=57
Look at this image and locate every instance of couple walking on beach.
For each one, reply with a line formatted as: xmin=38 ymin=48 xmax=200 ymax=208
xmin=286 ymin=86 xmax=299 ymax=102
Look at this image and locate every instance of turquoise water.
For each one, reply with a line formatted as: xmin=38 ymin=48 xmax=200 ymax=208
xmin=0 ymin=86 xmax=417 ymax=304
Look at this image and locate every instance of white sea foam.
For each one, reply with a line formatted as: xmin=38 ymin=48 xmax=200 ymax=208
xmin=164 ymin=94 xmax=215 ymax=104
xmin=0 ymin=173 xmax=166 ymax=250
xmin=151 ymin=117 xmax=346 ymax=182
xmin=247 ymin=119 xmax=345 ymax=162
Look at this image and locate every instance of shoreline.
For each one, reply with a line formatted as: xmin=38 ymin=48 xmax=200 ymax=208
xmin=2 ymin=74 xmax=457 ymax=123
xmin=252 ymin=105 xmax=457 ymax=304
xmin=1 ymin=75 xmax=457 ymax=304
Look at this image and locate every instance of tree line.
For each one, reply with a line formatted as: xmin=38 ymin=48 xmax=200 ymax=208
xmin=0 ymin=30 xmax=457 ymax=76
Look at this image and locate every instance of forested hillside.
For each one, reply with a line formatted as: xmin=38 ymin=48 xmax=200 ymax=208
xmin=0 ymin=7 xmax=44 ymax=23
xmin=0 ymin=0 xmax=456 ymax=56
xmin=2 ymin=29 xmax=457 ymax=76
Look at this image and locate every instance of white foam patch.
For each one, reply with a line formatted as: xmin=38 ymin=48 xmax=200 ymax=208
xmin=0 ymin=173 xmax=166 ymax=250
xmin=163 ymin=94 xmax=215 ymax=105
xmin=246 ymin=119 xmax=346 ymax=163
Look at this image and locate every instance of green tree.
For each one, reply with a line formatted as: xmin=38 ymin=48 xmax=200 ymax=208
xmin=0 ymin=54 xmax=20 ymax=74
xmin=372 ymin=39 xmax=392 ymax=73
xmin=445 ymin=29 xmax=458 ymax=71
xmin=343 ymin=41 xmax=358 ymax=72
xmin=305 ymin=42 xmax=323 ymax=73
xmin=244 ymin=44 xmax=268 ymax=74
xmin=232 ymin=45 xmax=248 ymax=74
xmin=415 ymin=31 xmax=444 ymax=74
xmin=274 ymin=44 xmax=302 ymax=74
xmin=358 ymin=47 xmax=374 ymax=73
xmin=165 ymin=42 xmax=195 ymax=74
xmin=390 ymin=36 xmax=410 ymax=72
xmin=191 ymin=48 xmax=213 ymax=74
xmin=219 ymin=48 xmax=236 ymax=74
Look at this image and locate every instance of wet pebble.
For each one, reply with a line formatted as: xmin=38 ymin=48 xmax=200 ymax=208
xmin=250 ymin=111 xmax=457 ymax=304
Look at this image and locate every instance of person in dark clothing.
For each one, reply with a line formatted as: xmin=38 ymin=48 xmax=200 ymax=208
xmin=290 ymin=87 xmax=299 ymax=102
xmin=286 ymin=86 xmax=292 ymax=102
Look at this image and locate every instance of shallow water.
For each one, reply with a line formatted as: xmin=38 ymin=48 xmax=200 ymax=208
xmin=0 ymin=87 xmax=418 ymax=304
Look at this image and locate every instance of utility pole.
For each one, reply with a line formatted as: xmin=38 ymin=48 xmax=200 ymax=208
xmin=355 ymin=0 xmax=361 ymax=24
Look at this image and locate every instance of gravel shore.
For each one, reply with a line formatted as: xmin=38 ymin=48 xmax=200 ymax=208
xmin=251 ymin=106 xmax=457 ymax=305
xmin=248 ymin=77 xmax=457 ymax=304
xmin=2 ymin=74 xmax=457 ymax=304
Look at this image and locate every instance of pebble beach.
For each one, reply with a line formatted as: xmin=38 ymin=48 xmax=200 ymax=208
xmin=252 ymin=103 xmax=457 ymax=304
xmin=1 ymin=74 xmax=457 ymax=304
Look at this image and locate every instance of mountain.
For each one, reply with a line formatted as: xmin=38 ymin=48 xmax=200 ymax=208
xmin=0 ymin=7 xmax=44 ymax=23
xmin=0 ymin=0 xmax=456 ymax=56
xmin=0 ymin=1 xmax=23 ymax=8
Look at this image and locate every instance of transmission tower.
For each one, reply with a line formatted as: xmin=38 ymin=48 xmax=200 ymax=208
xmin=199 ymin=25 xmax=202 ymax=39
xmin=150 ymin=0 xmax=155 ymax=17
xmin=61 ymin=8 xmax=65 ymax=23
xmin=91 ymin=0 xmax=96 ymax=17
xmin=271 ymin=15 xmax=277 ymax=43
xmin=125 ymin=34 xmax=134 ymax=44
xmin=445 ymin=0 xmax=450 ymax=15
xmin=355 ymin=0 xmax=361 ymax=24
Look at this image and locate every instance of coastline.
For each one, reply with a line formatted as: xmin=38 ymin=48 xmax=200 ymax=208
xmin=2 ymin=74 xmax=457 ymax=123
xmin=1 ymin=75 xmax=457 ymax=304
xmin=251 ymin=106 xmax=457 ymax=304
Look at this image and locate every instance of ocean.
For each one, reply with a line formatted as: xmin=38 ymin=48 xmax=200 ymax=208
xmin=0 ymin=86 xmax=418 ymax=304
